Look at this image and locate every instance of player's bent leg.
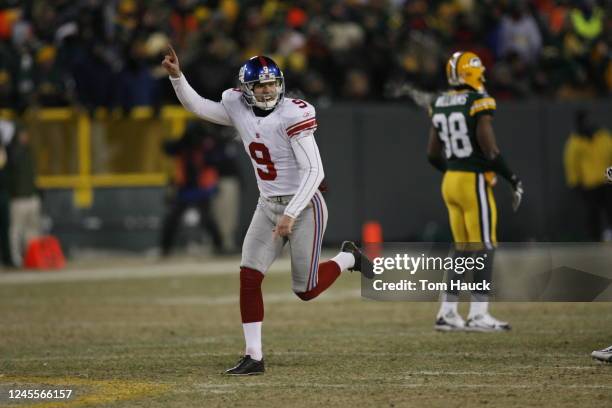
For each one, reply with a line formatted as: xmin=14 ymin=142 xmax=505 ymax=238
xmin=294 ymin=241 xmax=375 ymax=301
xmin=295 ymin=260 xmax=341 ymax=301
xmin=294 ymin=241 xmax=374 ymax=300
xmin=288 ymin=191 xmax=325 ymax=291
xmin=289 ymin=192 xmax=372 ymax=301
xmin=289 ymin=191 xmax=336 ymax=300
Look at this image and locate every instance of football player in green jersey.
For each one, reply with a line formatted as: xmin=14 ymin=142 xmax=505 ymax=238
xmin=427 ymin=51 xmax=523 ymax=332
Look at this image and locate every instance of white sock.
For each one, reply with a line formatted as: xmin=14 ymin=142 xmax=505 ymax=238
xmin=331 ymin=251 xmax=355 ymax=272
xmin=468 ymin=301 xmax=488 ymax=317
xmin=242 ymin=322 xmax=262 ymax=361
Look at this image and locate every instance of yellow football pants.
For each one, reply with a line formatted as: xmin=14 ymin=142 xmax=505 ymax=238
xmin=441 ymin=171 xmax=497 ymax=246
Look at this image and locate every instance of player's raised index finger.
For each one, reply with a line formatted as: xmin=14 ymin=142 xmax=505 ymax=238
xmin=168 ymin=45 xmax=177 ymax=59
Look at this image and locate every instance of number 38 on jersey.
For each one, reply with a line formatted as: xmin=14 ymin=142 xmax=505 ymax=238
xmin=429 ymin=91 xmax=497 ymax=168
xmin=432 ymin=112 xmax=473 ymax=159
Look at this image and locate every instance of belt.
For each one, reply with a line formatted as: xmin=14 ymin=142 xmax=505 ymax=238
xmin=264 ymin=195 xmax=293 ymax=205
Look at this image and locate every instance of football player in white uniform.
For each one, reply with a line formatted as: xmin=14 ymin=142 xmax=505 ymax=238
xmin=162 ymin=47 xmax=373 ymax=375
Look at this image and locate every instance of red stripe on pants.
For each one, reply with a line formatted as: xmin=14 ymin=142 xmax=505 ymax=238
xmin=240 ymin=267 xmax=264 ymax=323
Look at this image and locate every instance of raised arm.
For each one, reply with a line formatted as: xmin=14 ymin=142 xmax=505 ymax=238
xmin=162 ymin=45 xmax=233 ymax=126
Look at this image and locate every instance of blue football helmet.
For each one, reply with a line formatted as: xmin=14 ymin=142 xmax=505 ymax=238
xmin=238 ymin=56 xmax=285 ymax=110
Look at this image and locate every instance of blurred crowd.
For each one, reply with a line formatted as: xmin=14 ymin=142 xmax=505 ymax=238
xmin=0 ymin=0 xmax=610 ymax=110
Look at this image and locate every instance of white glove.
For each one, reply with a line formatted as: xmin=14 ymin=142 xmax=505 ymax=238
xmin=512 ymin=179 xmax=524 ymax=212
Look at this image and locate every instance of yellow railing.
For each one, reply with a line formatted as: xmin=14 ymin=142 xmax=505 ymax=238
xmin=9 ymin=106 xmax=195 ymax=208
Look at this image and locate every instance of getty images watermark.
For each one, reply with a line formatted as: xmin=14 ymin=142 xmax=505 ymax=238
xmin=372 ymin=252 xmax=490 ymax=292
xmin=361 ymin=243 xmax=612 ymax=302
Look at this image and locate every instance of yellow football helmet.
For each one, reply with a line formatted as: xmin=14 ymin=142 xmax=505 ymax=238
xmin=446 ymin=51 xmax=486 ymax=92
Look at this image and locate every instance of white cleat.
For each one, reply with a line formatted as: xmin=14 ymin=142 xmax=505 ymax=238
xmin=435 ymin=311 xmax=465 ymax=332
xmin=592 ymin=345 xmax=612 ymax=363
xmin=465 ymin=313 xmax=511 ymax=332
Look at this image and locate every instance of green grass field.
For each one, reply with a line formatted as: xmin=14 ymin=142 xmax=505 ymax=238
xmin=1 ymin=255 xmax=611 ymax=407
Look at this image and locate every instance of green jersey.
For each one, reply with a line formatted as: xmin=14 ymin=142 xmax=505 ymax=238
xmin=429 ymin=90 xmax=496 ymax=172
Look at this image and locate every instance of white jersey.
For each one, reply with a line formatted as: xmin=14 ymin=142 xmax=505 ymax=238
xmin=221 ymin=88 xmax=316 ymax=197
xmin=170 ymin=74 xmax=324 ymax=218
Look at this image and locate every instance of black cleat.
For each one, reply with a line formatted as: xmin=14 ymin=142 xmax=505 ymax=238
xmin=341 ymin=241 xmax=374 ymax=279
xmin=224 ymin=355 xmax=265 ymax=376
